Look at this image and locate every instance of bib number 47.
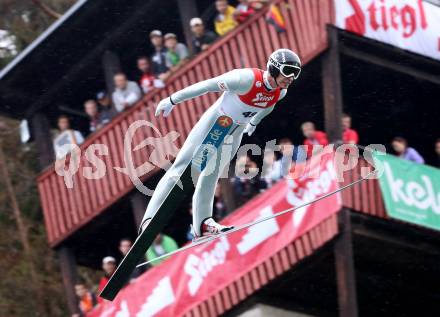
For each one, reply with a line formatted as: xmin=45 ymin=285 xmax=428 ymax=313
xmin=242 ymin=111 xmax=257 ymax=118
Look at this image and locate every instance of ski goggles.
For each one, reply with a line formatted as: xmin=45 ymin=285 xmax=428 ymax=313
xmin=270 ymin=57 xmax=301 ymax=79
xmin=279 ymin=64 xmax=301 ymax=79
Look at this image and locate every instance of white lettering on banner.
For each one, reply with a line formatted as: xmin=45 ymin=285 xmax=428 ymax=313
xmin=286 ymin=162 xmax=338 ymax=227
xmin=184 ymin=236 xmax=230 ymax=296
xmin=100 ymin=307 xmax=117 ymax=317
xmin=237 ymin=206 xmax=280 ymax=255
xmin=335 ymin=0 xmax=440 ymax=60
xmin=115 ymin=301 xmax=130 ymax=317
xmin=383 ymin=163 xmax=440 ymax=213
xmin=136 ymin=277 xmax=175 ymax=317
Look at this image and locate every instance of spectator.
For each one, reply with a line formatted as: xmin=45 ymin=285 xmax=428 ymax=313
xmin=271 ymin=138 xmax=306 ymax=181
xmin=84 ymin=100 xmax=100 ymax=133
xmin=164 ymin=33 xmax=189 ymax=72
xmin=56 ymin=115 xmax=84 ymax=143
xmin=233 ymin=156 xmax=263 ymax=205
xmin=97 ymin=256 xmax=116 ymax=303
xmin=190 ymin=17 xmax=218 ymax=54
xmin=96 ymin=91 xmax=116 ymax=125
xmin=146 ymin=233 xmax=179 ymax=267
xmin=391 ymin=137 xmax=425 ymax=164
xmin=119 ymin=238 xmax=144 ymax=280
xmin=112 ymin=73 xmax=142 ymax=113
xmin=301 ymin=121 xmax=329 ymax=158
xmin=234 ymin=0 xmax=255 ymax=23
xmin=341 ymin=113 xmax=359 ymax=144
xmin=248 ymin=0 xmax=269 ymax=10
xmin=119 ymin=238 xmax=132 ymax=256
xmin=435 ymin=139 xmax=440 ymax=168
xmin=137 ymin=56 xmax=164 ymax=94
xmin=261 ymin=150 xmax=277 ymax=189
xmin=53 ymin=115 xmax=84 ymax=159
xmin=149 ymin=30 xmax=170 ymax=81
xmin=272 ymin=138 xmax=293 ymax=181
xmin=74 ymin=282 xmax=97 ymax=315
xmin=214 ymin=0 xmax=238 ymax=36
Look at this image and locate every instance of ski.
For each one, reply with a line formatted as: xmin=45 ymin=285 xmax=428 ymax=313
xmin=99 ymin=165 xmax=194 ymax=301
xmin=99 ymin=116 xmax=238 ymax=301
xmin=136 ymin=170 xmax=376 ymax=268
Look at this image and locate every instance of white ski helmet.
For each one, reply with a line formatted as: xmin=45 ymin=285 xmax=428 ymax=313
xmin=267 ymin=49 xmax=301 ymax=80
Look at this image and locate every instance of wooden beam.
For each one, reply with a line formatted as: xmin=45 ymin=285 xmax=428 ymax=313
xmin=102 ymin=50 xmax=122 ymax=97
xmin=57 ymin=246 xmax=79 ymax=315
xmin=0 ymin=86 xmax=35 ymax=105
xmin=351 ymin=212 xmax=440 ymax=256
xmin=322 ymin=27 xmax=343 ymax=143
xmin=177 ymin=0 xmax=199 ymax=53
xmin=354 ymin=227 xmax=440 ymax=256
xmin=340 ymin=44 xmax=440 ymax=85
xmin=334 ymin=209 xmax=359 ymax=317
xmin=29 ymin=112 xmax=54 ymax=169
xmin=57 ymin=105 xmax=88 ymax=118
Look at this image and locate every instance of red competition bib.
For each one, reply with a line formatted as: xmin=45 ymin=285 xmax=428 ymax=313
xmin=238 ymin=68 xmax=281 ymax=108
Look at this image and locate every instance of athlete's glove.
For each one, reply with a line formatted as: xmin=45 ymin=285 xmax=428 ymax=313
xmin=155 ymin=97 xmax=175 ymax=117
xmin=243 ymin=123 xmax=257 ymax=136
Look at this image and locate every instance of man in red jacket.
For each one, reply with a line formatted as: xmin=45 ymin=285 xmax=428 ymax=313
xmin=301 ymin=121 xmax=329 ymax=158
xmin=341 ymin=113 xmax=359 ymax=144
xmin=97 ymin=256 xmax=116 ymax=303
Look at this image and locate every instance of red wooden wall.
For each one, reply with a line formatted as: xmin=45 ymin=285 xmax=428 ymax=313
xmin=37 ymin=0 xmax=335 ymax=246
xmin=340 ymin=156 xmax=387 ymax=219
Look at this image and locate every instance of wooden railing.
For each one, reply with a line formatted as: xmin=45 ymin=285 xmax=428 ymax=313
xmin=37 ymin=0 xmax=335 ymax=246
xmin=340 ymin=156 xmax=387 ymax=219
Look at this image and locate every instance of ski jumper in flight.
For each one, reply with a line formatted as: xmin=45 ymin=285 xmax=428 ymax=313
xmin=140 ymin=49 xmax=302 ymax=239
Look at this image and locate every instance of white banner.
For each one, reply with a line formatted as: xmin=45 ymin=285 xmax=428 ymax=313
xmin=335 ymin=0 xmax=440 ymax=60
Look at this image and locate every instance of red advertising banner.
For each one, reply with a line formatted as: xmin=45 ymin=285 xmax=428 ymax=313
xmin=88 ymin=153 xmax=341 ymax=317
xmin=335 ymin=0 xmax=440 ymax=60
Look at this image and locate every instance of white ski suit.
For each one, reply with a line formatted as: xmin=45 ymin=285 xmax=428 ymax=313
xmin=142 ymin=68 xmax=287 ymax=235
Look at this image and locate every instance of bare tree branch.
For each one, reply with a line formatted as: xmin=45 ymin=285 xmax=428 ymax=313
xmin=31 ymin=0 xmax=62 ymax=19
xmin=0 ymin=142 xmax=46 ymax=315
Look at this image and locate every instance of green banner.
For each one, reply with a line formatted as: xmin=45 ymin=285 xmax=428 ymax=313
xmin=373 ymin=152 xmax=440 ymax=231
